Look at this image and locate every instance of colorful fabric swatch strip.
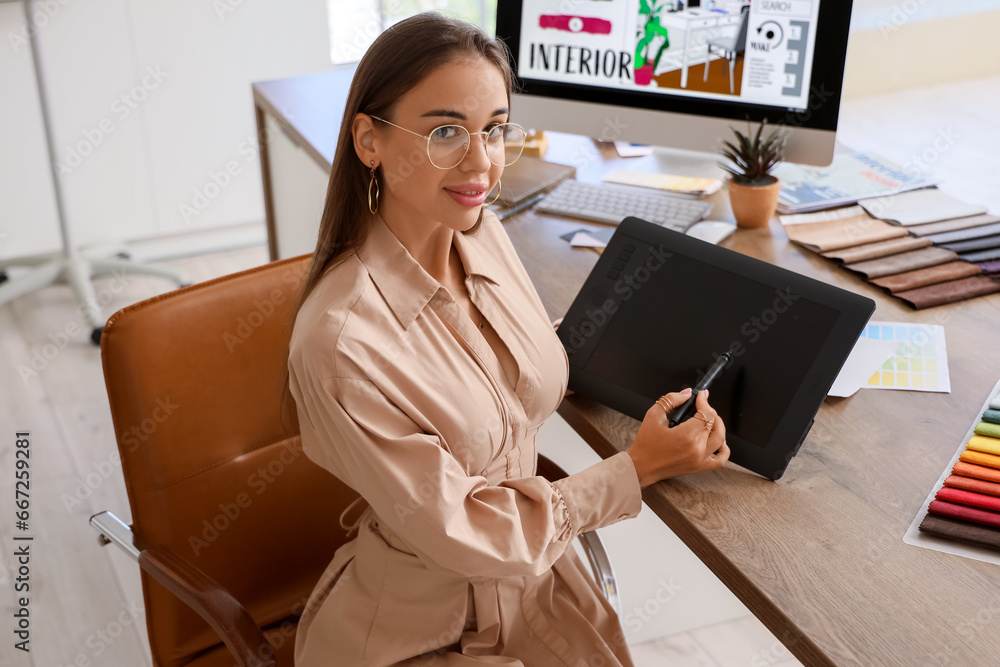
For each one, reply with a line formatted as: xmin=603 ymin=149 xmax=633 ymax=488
xmin=983 ymin=410 xmax=1000 ymax=425
xmin=975 ymin=422 xmax=1000 ymax=439
xmin=943 ymin=474 xmax=1000 ymax=498
xmin=917 ymin=381 xmax=1000 ymax=553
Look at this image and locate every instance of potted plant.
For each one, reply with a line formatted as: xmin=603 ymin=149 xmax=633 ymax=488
xmin=719 ymin=119 xmax=786 ymax=228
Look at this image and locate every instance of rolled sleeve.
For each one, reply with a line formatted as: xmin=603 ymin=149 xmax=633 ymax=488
xmin=552 ymin=451 xmax=643 ymax=535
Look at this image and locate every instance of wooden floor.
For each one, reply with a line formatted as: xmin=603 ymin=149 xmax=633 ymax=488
xmin=2 ymin=74 xmax=997 ymax=666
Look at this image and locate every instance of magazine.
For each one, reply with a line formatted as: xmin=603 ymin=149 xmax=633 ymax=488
xmin=773 ymin=152 xmax=937 ymax=213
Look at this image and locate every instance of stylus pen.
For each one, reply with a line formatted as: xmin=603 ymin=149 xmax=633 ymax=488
xmin=496 ymin=193 xmax=547 ymax=220
xmin=668 ymin=352 xmax=732 ymax=427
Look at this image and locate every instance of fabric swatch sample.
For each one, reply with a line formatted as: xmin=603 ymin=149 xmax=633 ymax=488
xmin=940 ymin=235 xmax=1000 ymax=253
xmin=869 ymin=261 xmax=981 ymax=294
xmin=821 ymin=236 xmax=932 ymax=263
xmin=944 ymin=474 xmax=1000 ymax=497
xmin=928 ymin=499 xmax=1000 ymax=528
xmin=960 ymin=450 xmax=1000 ymax=469
xmin=895 ymin=276 xmax=1000 ymax=309
xmin=907 ymin=214 xmax=1000 ymax=237
xmin=860 ymin=189 xmax=988 ymax=226
xmin=919 ymin=514 xmax=1000 ymax=550
xmin=976 ymin=422 xmax=1000 ymax=439
xmin=936 ymin=487 xmax=1000 ymax=512
xmin=992 ymin=395 xmax=1000 ymax=411
xmin=953 ymin=461 xmax=1000 ymax=484
xmin=927 ymin=222 xmax=1000 ymax=245
xmin=966 ymin=435 xmax=1000 ymax=456
xmin=961 ymin=247 xmax=1000 ymax=263
xmin=843 ymin=247 xmax=958 ymax=279
xmin=784 ymin=215 xmax=909 ymax=253
xmin=978 ymin=260 xmax=1000 ymax=275
xmin=984 ymin=409 xmax=1000 ymax=425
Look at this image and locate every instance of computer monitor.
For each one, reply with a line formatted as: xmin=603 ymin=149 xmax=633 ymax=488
xmin=496 ymin=0 xmax=855 ymax=166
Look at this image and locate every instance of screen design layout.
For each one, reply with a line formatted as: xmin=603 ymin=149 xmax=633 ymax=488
xmin=517 ymin=0 xmax=820 ymax=110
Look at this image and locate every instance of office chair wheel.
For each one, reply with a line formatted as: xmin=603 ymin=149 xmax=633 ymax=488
xmin=91 ymin=326 xmax=103 ymax=346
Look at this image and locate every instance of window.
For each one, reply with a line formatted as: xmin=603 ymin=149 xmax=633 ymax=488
xmin=328 ymin=0 xmax=498 ymax=65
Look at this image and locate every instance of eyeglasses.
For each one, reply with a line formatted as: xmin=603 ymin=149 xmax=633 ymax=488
xmin=370 ymin=115 xmax=526 ymax=169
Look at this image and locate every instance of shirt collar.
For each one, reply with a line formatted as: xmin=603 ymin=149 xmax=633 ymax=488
xmin=356 ymin=214 xmax=440 ymax=330
xmin=355 ymin=212 xmax=503 ymax=330
xmin=357 ymin=212 xmax=500 ymax=329
xmin=452 ymin=210 xmax=504 ymax=287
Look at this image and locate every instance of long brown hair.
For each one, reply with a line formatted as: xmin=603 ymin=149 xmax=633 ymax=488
xmin=280 ymin=12 xmax=515 ymax=429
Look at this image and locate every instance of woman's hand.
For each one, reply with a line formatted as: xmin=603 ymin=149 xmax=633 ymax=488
xmin=627 ymin=388 xmax=729 ymax=487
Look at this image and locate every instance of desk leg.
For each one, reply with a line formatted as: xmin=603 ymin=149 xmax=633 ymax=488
xmin=255 ymin=104 xmax=279 ymax=262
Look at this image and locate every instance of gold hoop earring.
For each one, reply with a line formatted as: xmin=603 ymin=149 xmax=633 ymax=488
xmin=368 ymin=161 xmax=380 ymax=214
xmin=485 ymin=180 xmax=502 ymax=207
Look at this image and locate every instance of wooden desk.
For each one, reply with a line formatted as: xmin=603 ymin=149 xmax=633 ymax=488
xmin=254 ymin=71 xmax=1000 ymax=666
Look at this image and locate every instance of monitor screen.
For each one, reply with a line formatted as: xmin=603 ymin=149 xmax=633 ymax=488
xmin=497 ymin=0 xmax=855 ymax=165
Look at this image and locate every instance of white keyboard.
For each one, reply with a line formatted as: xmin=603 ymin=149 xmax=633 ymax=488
xmin=535 ymin=180 xmax=713 ymax=231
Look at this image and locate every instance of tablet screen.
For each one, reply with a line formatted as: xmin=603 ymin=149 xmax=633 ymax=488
xmin=559 ymin=217 xmax=875 ymax=479
xmin=581 ymin=251 xmax=840 ymax=450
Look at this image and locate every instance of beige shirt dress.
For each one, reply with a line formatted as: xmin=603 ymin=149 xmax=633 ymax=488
xmin=287 ymin=209 xmax=643 ymax=666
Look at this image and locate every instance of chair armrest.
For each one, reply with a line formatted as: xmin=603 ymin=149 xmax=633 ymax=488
xmin=536 ymin=456 xmax=623 ymax=619
xmin=90 ymin=511 xmax=277 ymax=667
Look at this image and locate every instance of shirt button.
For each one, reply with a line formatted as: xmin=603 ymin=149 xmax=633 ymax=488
xmin=617 ymin=513 xmax=629 ymax=521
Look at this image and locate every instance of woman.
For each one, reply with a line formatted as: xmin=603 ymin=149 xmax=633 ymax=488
xmin=286 ymin=12 xmax=729 ymax=666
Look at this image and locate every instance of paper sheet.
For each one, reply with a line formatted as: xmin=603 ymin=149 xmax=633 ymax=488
xmin=827 ymin=337 xmax=899 ymax=397
xmin=859 ymin=321 xmax=951 ymax=393
xmin=569 ymin=231 xmax=607 ymax=248
xmin=779 ymin=205 xmax=868 ymax=226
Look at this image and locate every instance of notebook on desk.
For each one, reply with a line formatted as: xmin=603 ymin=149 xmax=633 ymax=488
xmin=492 ymin=156 xmax=575 ymax=208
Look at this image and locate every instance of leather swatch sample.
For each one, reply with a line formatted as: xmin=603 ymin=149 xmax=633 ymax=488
xmin=927 ymin=222 xmax=1000 ymax=245
xmin=895 ymin=276 xmax=1000 ymax=309
xmin=843 ymin=247 xmax=958 ymax=279
xmin=928 ymin=499 xmax=1000 ymax=528
xmin=936 ymin=487 xmax=1000 ymax=512
xmin=953 ymin=461 xmax=1000 ymax=484
xmin=784 ymin=215 xmax=909 ymax=253
xmin=919 ymin=514 xmax=1000 ymax=550
xmin=940 ymin=235 xmax=1000 ymax=253
xmin=961 ymin=247 xmax=1000 ymax=263
xmin=907 ymin=214 xmax=1000 ymax=237
xmin=821 ymin=235 xmax=932 ymax=263
xmin=944 ymin=474 xmax=1000 ymax=497
xmin=870 ymin=261 xmax=981 ymax=293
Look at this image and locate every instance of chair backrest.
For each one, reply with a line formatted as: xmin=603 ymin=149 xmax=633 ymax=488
xmin=101 ymin=255 xmax=357 ymax=667
xmin=734 ymin=5 xmax=750 ymax=52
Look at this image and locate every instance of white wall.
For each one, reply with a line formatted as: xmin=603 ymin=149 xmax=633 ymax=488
xmin=0 ymin=0 xmax=331 ymax=261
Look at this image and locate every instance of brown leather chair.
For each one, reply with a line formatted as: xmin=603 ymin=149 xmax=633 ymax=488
xmin=91 ymin=254 xmax=620 ymax=666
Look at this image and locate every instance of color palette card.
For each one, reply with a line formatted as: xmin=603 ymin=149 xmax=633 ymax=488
xmin=904 ymin=378 xmax=1000 ymax=565
xmin=860 ymin=321 xmax=950 ymax=393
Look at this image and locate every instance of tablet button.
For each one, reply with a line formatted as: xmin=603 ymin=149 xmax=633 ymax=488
xmin=617 ymin=251 xmax=630 ymax=262
xmin=612 ymin=261 xmax=625 ymax=270
xmin=607 ymin=270 xmax=620 ymax=279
